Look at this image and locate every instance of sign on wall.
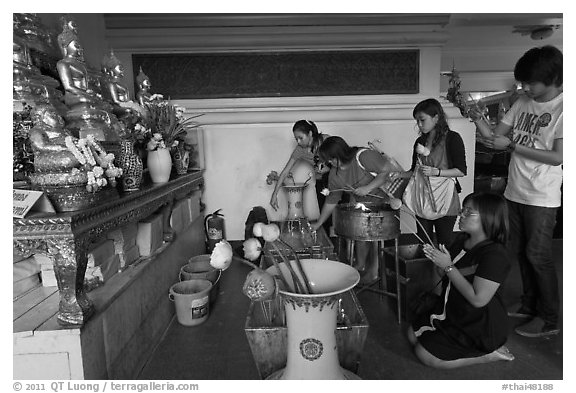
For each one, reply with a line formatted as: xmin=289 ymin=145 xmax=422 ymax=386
xmin=133 ymin=50 xmax=419 ymax=99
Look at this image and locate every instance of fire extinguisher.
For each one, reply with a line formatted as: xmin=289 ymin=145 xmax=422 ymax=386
xmin=205 ymin=209 xmax=226 ymax=253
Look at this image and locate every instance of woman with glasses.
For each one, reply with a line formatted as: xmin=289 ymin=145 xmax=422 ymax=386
xmin=407 ymin=192 xmax=514 ymax=368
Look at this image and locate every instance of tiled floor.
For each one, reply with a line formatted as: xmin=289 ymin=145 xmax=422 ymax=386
xmin=137 ymin=238 xmax=562 ymax=380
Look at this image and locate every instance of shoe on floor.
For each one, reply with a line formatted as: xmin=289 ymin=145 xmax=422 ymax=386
xmin=515 ymin=317 xmax=560 ymax=338
xmin=507 ymin=305 xmax=536 ymax=319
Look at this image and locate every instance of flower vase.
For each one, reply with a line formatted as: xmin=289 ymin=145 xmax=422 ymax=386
xmin=265 ymin=259 xmax=361 ymax=379
xmin=147 ymin=147 xmax=172 ymax=183
xmin=118 ymin=140 xmax=143 ymax=192
xmin=172 ymin=149 xmax=190 ymax=175
xmin=282 ymin=183 xmax=308 ymax=220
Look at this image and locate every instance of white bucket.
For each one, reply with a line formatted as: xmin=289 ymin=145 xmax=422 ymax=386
xmin=169 ymin=279 xmax=212 ymax=326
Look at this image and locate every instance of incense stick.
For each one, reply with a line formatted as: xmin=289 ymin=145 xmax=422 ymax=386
xmin=395 ymin=215 xmax=429 ymax=245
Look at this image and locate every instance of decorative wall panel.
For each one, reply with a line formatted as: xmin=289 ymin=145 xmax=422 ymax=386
xmin=132 ymin=50 xmax=419 ymax=99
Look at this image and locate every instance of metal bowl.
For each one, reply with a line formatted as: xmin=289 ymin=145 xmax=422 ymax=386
xmin=334 ymin=202 xmax=400 ymax=241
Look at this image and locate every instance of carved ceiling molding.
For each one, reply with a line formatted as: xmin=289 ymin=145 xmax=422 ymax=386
xmin=103 ymin=14 xmax=451 ymax=53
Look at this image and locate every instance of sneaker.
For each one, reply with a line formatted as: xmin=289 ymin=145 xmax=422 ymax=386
xmin=507 ymin=305 xmax=536 ymax=319
xmin=515 ymin=317 xmax=560 ymax=338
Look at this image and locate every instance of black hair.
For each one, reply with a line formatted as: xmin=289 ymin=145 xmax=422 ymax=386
xmin=412 ymin=98 xmax=451 ymax=148
xmin=318 ymin=136 xmax=358 ymax=167
xmin=293 ymin=120 xmax=322 ymax=152
xmin=514 ymin=45 xmax=563 ymax=87
xmin=462 ymin=192 xmax=509 ymax=245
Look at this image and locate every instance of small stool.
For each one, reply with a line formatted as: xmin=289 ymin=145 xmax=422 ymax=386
xmin=338 ymin=236 xmax=402 ymax=323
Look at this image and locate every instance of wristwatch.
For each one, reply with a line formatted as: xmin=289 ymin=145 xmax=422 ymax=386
xmin=444 ymin=264 xmax=456 ymax=273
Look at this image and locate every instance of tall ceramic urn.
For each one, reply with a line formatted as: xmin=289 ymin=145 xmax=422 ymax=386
xmin=282 ymin=183 xmax=308 ymax=220
xmin=266 ymin=259 xmax=361 ymax=379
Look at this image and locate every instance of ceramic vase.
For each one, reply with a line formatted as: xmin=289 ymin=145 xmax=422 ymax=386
xmin=282 ymin=183 xmax=308 ymax=220
xmin=118 ymin=140 xmax=143 ymax=192
xmin=172 ymin=149 xmax=190 ymax=175
xmin=265 ymin=259 xmax=361 ymax=379
xmin=147 ymin=147 xmax=172 ymax=183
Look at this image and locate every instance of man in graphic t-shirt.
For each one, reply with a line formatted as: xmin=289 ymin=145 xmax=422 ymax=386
xmin=470 ymin=45 xmax=563 ymax=338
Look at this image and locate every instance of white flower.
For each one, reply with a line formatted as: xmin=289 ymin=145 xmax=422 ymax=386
xmin=252 ymin=222 xmax=265 ymax=237
xmin=210 ymin=240 xmax=233 ymax=270
xmin=152 ymin=133 xmax=163 ymax=141
xmin=389 ymin=198 xmax=403 ymax=210
xmin=416 ymin=143 xmax=430 ymax=157
xmin=243 ymin=238 xmax=262 ymax=261
xmin=261 ymin=223 xmax=281 ymax=242
xmin=320 ymin=188 xmax=330 ymax=196
xmin=92 ymin=166 xmax=104 ymax=177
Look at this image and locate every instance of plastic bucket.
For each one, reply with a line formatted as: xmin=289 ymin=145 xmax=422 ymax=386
xmin=169 ymin=279 xmax=212 ymax=326
xmin=180 ymin=255 xmax=221 ymax=304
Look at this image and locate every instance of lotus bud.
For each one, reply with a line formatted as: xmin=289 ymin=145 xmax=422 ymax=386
xmin=416 ymin=143 xmax=430 ymax=157
xmin=261 ymin=223 xmax=281 ymax=242
xmin=389 ymin=198 xmax=403 ymax=210
xmin=242 ymin=268 xmax=276 ymax=301
xmin=243 ymin=238 xmax=262 ymax=261
xmin=252 ymin=222 xmax=265 ymax=237
xmin=210 ymin=240 xmax=233 ymax=270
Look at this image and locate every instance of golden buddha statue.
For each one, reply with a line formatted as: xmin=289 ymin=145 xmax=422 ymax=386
xmin=28 ymin=104 xmax=121 ymax=211
xmin=28 ymin=104 xmax=86 ymax=185
xmin=57 ymin=14 xmax=78 ymax=58
xmin=13 ymin=13 xmax=58 ymax=57
xmin=101 ymin=50 xmax=145 ymax=122
xmin=135 ymin=67 xmax=163 ymax=107
xmin=56 ymin=27 xmax=119 ymax=141
xmin=13 ymin=35 xmax=66 ymax=116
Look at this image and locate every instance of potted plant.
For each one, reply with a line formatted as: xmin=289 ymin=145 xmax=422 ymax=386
xmin=142 ymin=101 xmax=202 ymax=183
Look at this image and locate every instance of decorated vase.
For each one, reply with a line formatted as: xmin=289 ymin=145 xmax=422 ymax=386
xmin=147 ymin=147 xmax=172 ymax=183
xmin=118 ymin=140 xmax=143 ymax=192
xmin=282 ymin=183 xmax=308 ymax=220
xmin=172 ymin=148 xmax=190 ymax=175
xmin=265 ymin=259 xmax=361 ymax=379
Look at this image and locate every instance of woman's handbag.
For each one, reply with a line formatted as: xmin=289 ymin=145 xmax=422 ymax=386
xmin=402 ymin=167 xmax=456 ymax=220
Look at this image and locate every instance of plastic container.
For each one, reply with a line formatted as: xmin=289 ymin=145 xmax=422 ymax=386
xmin=169 ymin=279 xmax=212 ymax=326
xmin=180 ymin=255 xmax=221 ymax=304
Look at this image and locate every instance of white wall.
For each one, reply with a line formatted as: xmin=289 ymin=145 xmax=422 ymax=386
xmin=176 ymin=95 xmax=476 ymax=239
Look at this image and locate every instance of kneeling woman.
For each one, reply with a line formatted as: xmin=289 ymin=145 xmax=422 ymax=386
xmin=310 ymin=136 xmax=392 ymax=284
xmin=408 ymin=192 xmax=514 ymax=368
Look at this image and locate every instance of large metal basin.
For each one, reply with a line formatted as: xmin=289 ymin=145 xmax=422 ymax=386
xmin=334 ymin=202 xmax=400 ymax=241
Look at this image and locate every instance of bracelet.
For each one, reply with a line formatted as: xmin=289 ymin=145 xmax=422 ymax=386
xmin=438 ymin=168 xmax=442 ymax=177
xmin=507 ymin=141 xmax=517 ymax=152
xmin=444 ymin=264 xmax=456 ymax=273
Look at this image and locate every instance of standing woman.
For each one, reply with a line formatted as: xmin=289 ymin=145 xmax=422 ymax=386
xmin=310 ymin=136 xmax=392 ymax=284
xmin=395 ymin=98 xmax=467 ymax=247
xmin=408 ymin=192 xmax=514 ymax=368
xmin=270 ymin=120 xmax=330 ymax=231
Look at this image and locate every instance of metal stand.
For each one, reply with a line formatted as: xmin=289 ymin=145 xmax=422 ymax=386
xmin=339 ymin=236 xmax=402 ymax=324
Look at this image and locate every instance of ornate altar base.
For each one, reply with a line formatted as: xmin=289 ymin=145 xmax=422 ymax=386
xmin=13 ymin=215 xmax=205 ymax=379
xmin=13 ymin=172 xmax=204 ymax=327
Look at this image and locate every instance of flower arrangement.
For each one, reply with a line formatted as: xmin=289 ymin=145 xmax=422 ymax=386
xmin=64 ymin=135 xmax=122 ymax=192
xmin=142 ymin=101 xmax=202 ymax=152
xmin=208 ymin=223 xmax=315 ymax=306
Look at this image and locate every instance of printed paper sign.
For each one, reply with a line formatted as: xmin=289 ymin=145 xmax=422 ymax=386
xmin=13 ymin=189 xmax=55 ymax=218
